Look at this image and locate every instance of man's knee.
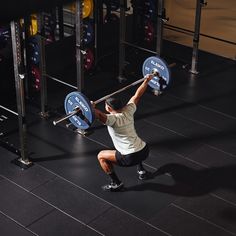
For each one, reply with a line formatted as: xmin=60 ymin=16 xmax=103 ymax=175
xmin=97 ymin=151 xmax=104 ymax=161
xmin=97 ymin=150 xmax=117 ymax=164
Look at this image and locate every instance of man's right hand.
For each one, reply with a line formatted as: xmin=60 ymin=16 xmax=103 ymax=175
xmin=144 ymin=73 xmax=154 ymax=82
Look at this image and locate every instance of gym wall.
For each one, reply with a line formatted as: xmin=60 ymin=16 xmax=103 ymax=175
xmin=164 ymin=0 xmax=236 ymax=60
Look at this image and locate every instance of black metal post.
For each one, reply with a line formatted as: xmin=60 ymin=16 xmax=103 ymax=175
xmin=190 ymin=0 xmax=204 ymax=74
xmin=156 ymin=0 xmax=164 ymax=56
xmin=75 ymin=0 xmax=84 ymax=91
xmin=57 ymin=5 xmax=64 ymax=39
xmin=93 ymin=0 xmax=99 ymax=68
xmin=38 ymin=35 xmax=48 ymax=117
xmin=118 ymin=0 xmax=126 ymax=82
xmin=10 ymin=21 xmax=33 ymax=168
xmin=21 ymin=17 xmax=31 ymax=99
xmin=36 ymin=14 xmax=49 ymax=118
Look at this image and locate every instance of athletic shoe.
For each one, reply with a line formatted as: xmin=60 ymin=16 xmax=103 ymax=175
xmin=102 ymin=182 xmax=124 ymax=192
xmin=137 ymin=170 xmax=148 ymax=180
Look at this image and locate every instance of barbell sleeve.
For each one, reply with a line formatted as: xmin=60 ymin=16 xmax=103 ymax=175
xmin=53 ymin=109 xmax=80 ymax=126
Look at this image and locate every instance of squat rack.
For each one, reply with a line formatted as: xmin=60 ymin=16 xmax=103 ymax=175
xmin=0 ymin=3 xmax=84 ymax=167
xmin=3 ymin=0 xmax=207 ymax=168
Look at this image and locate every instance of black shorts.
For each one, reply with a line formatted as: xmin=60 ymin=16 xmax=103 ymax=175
xmin=115 ymin=144 xmax=149 ymax=167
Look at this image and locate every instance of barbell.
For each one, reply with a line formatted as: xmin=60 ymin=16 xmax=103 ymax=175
xmin=53 ymin=56 xmax=171 ymax=130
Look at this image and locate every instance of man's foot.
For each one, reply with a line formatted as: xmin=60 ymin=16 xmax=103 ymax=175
xmin=102 ymin=182 xmax=124 ymax=192
xmin=137 ymin=170 xmax=148 ymax=180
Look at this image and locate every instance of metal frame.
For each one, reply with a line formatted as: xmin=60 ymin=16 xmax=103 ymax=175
xmin=10 ymin=21 xmax=32 ymax=168
xmin=0 ymin=105 xmax=18 ymax=116
xmin=46 ymin=74 xmax=77 ymax=89
xmin=124 ymin=41 xmax=157 ymax=55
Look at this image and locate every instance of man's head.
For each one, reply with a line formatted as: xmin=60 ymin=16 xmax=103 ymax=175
xmin=105 ymin=97 xmax=123 ymax=113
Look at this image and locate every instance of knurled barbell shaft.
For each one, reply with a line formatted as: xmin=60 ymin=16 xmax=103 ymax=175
xmin=94 ymin=76 xmax=147 ymax=105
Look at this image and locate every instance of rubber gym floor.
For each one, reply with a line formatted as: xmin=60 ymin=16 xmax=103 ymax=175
xmin=0 ymin=40 xmax=236 ymax=235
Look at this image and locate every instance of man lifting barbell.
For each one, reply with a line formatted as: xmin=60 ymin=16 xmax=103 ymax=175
xmin=53 ymin=55 xmax=172 ymax=191
xmin=91 ymin=74 xmax=154 ymax=192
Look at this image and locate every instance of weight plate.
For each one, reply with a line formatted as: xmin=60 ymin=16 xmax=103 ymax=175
xmin=31 ymin=65 xmax=40 ymax=90
xmin=29 ymin=38 xmax=40 ymax=64
xmin=111 ymin=0 xmax=120 ymax=11
xmin=142 ymin=56 xmax=171 ymax=91
xmin=0 ymin=26 xmax=10 ymax=42
xmin=104 ymin=13 xmax=119 ymax=24
xmin=83 ymin=0 xmax=93 ymax=18
xmin=84 ymin=48 xmax=94 ymax=71
xmin=30 ymin=14 xmax=38 ymax=36
xmin=83 ymin=19 xmax=94 ymax=45
xmin=144 ymin=20 xmax=154 ymax=43
xmin=144 ymin=0 xmax=156 ymax=19
xmin=69 ymin=0 xmax=93 ymax=18
xmin=64 ymin=91 xmax=95 ymax=129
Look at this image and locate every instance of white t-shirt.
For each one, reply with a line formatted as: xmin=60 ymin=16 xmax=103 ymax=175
xmin=105 ymin=103 xmax=146 ymax=155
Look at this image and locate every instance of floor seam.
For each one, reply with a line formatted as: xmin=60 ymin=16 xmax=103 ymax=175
xmin=167 ymin=93 xmax=236 ymax=121
xmin=144 ymin=119 xmax=236 ymax=158
xmin=171 ymin=203 xmax=236 ymax=236
xmin=25 ymin=208 xmax=55 ymax=228
xmin=29 ymin=176 xmax=58 ymax=193
xmin=34 ymin=165 xmax=172 ymax=236
xmin=0 ymin=209 xmax=39 ymax=236
xmin=0 ymin=175 xmax=105 ymax=236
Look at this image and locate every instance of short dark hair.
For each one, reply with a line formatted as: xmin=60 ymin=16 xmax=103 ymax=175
xmin=105 ymin=97 xmax=123 ymax=110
